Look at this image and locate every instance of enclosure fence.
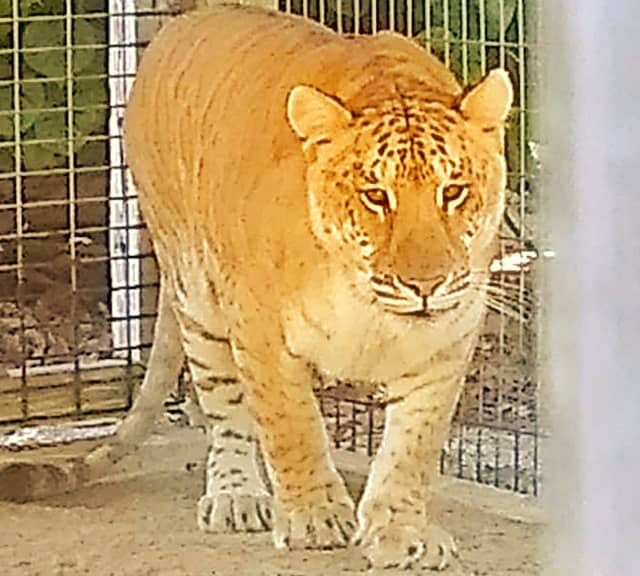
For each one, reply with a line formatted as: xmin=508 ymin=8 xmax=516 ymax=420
xmin=0 ymin=0 xmax=541 ymax=496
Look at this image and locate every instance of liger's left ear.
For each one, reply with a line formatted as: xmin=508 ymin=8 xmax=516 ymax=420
xmin=459 ymin=69 xmax=513 ymax=128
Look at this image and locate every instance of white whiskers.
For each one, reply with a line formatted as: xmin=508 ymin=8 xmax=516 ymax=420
xmin=369 ymin=247 xmax=541 ymax=321
xmin=469 ymin=277 xmax=535 ymax=322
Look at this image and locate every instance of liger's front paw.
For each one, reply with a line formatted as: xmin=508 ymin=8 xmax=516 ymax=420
xmin=355 ymin=520 xmax=457 ymax=571
xmin=354 ymin=496 xmax=457 ymax=571
xmin=197 ymin=491 xmax=273 ymax=533
xmin=272 ymin=484 xmax=356 ymax=550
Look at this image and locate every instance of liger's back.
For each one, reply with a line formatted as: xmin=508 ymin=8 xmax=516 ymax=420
xmin=123 ymin=5 xmax=461 ymax=255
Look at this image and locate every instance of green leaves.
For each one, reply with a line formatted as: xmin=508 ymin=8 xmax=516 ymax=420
xmin=0 ymin=0 xmax=11 ymax=48
xmin=0 ymin=81 xmax=46 ymax=139
xmin=0 ymin=0 xmax=11 ymax=18
xmin=316 ymin=1 xmax=519 ymax=84
xmin=1 ymin=7 xmax=108 ymax=171
xmin=22 ymin=18 xmax=97 ymax=78
xmin=412 ymin=0 xmax=518 ymax=83
xmin=74 ymin=76 xmax=108 ymax=140
xmin=19 ymin=82 xmax=47 ymax=131
xmin=20 ymin=0 xmax=65 ymax=17
xmin=486 ymin=0 xmax=518 ymax=41
xmin=34 ymin=110 xmax=68 ymax=155
xmin=22 ymin=136 xmax=64 ymax=170
xmin=0 ymin=53 xmax=11 ymax=79
xmin=4 ymin=1 xmax=520 ymax=172
xmin=0 ymin=86 xmax=12 ymax=139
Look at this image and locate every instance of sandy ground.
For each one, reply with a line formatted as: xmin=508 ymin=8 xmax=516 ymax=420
xmin=0 ymin=425 xmax=543 ymax=576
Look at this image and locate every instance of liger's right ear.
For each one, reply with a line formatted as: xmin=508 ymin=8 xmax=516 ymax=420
xmin=286 ymin=85 xmax=352 ymax=146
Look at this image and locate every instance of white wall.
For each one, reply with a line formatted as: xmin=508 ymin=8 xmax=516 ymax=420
xmin=544 ymin=2 xmax=640 ymax=574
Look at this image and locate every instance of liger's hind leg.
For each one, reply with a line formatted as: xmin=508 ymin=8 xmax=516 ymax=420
xmin=174 ymin=302 xmax=272 ymax=533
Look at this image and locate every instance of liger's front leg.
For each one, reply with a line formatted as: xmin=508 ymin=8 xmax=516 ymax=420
xmin=355 ymin=372 xmax=465 ymax=571
xmin=235 ymin=348 xmax=356 ymax=550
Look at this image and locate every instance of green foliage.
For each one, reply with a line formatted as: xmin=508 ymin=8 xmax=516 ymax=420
xmin=2 ymin=0 xmax=522 ymax=173
xmin=286 ymin=0 xmax=519 ymax=82
xmin=22 ymin=18 xmax=98 ymax=77
xmin=0 ymin=0 xmax=11 ymax=18
xmin=424 ymin=0 xmax=517 ymax=83
xmin=19 ymin=0 xmax=65 ymax=17
xmin=0 ymin=0 xmax=108 ymax=171
xmin=0 ymin=0 xmax=11 ymax=52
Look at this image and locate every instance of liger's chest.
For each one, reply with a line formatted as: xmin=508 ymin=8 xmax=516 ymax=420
xmin=283 ymin=276 xmax=470 ymax=385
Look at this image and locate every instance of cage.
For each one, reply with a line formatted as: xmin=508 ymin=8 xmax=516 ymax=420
xmin=0 ymin=0 xmax=542 ymax=495
xmin=0 ymin=1 xmax=543 ymax=572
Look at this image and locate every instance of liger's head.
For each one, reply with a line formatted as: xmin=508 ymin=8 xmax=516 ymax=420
xmin=287 ymin=70 xmax=513 ymax=318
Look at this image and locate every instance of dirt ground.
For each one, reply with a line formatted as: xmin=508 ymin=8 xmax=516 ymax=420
xmin=0 ymin=424 xmax=542 ymax=576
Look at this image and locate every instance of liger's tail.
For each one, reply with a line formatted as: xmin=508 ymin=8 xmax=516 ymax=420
xmin=0 ymin=278 xmax=184 ymax=502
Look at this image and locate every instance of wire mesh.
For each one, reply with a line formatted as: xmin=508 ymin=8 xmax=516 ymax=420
xmin=0 ymin=0 xmax=541 ymax=495
xmin=0 ymin=0 xmax=154 ymax=422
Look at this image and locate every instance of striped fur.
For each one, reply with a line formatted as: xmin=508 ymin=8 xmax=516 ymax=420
xmin=170 ymin=262 xmax=273 ymax=532
xmin=0 ymin=5 xmax=512 ymax=571
xmin=122 ymin=5 xmax=512 ymax=570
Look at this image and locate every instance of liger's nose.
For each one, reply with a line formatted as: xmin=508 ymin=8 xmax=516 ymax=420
xmin=406 ymin=273 xmax=448 ymax=297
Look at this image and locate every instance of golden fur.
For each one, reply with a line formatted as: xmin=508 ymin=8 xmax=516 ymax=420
xmin=121 ymin=4 xmax=512 ymax=570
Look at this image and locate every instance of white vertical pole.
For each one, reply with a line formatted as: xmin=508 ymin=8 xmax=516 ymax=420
xmin=108 ymin=0 xmax=140 ymax=363
xmin=544 ymin=2 xmax=640 ymax=574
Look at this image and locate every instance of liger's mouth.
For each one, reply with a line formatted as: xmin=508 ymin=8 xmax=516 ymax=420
xmin=370 ymin=275 xmax=463 ymax=318
xmin=404 ymin=301 xmax=460 ymax=317
xmin=385 ymin=297 xmax=460 ymax=318
xmin=374 ymin=293 xmax=427 ymax=316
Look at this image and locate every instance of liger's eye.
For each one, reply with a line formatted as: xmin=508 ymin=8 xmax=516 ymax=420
xmin=438 ymin=182 xmax=470 ymax=214
xmin=361 ymin=188 xmax=388 ymax=207
xmin=359 ymin=187 xmax=392 ymax=216
xmin=442 ymin=184 xmax=467 ymax=202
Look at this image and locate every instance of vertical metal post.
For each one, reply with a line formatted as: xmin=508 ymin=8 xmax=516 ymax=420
xmin=65 ymin=0 xmax=80 ymax=411
xmin=544 ymin=1 xmax=640 ymax=574
xmin=108 ymin=0 xmax=140 ymax=364
xmin=442 ymin=0 xmax=450 ymax=66
xmin=11 ymin=0 xmax=25 ymax=418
